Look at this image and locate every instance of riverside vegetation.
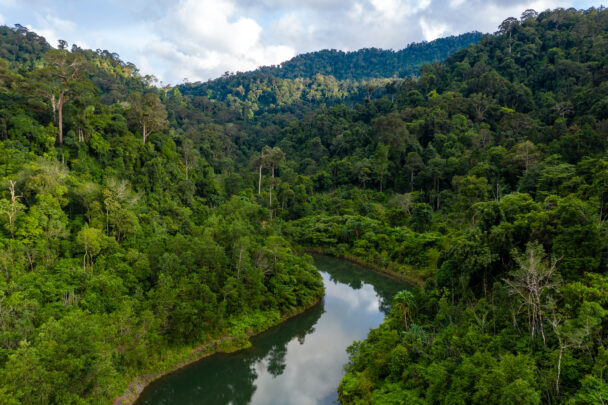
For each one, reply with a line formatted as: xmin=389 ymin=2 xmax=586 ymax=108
xmin=0 ymin=6 xmax=607 ymax=405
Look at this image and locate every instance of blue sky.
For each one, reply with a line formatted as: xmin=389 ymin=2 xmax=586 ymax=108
xmin=0 ymin=0 xmax=603 ymax=84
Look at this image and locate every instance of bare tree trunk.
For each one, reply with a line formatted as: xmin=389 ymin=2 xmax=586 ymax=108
xmin=57 ymin=91 xmax=65 ymax=145
xmin=7 ymin=180 xmax=19 ymax=239
xmin=269 ymin=166 xmax=274 ymax=219
xmin=258 ymin=165 xmax=262 ymax=194
xmin=410 ymin=170 xmax=414 ymax=192
xmin=142 ymin=122 xmax=147 ymax=144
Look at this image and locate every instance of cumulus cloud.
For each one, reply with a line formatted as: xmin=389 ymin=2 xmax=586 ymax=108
xmin=133 ymin=0 xmax=602 ymax=82
xmin=145 ymin=0 xmax=295 ymax=83
xmin=0 ymin=0 xmax=597 ymax=83
xmin=420 ymin=18 xmax=450 ymax=42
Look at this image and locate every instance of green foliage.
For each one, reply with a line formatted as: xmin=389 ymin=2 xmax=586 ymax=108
xmin=235 ymin=32 xmax=483 ymax=81
xmin=0 ymin=30 xmax=326 ymax=403
xmin=334 ymin=7 xmax=608 ymax=405
xmin=1 ymin=6 xmax=608 ymax=404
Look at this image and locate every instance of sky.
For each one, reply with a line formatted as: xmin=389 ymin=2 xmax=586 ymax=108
xmin=0 ymin=0 xmax=603 ymax=84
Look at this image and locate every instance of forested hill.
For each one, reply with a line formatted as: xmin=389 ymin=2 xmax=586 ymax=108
xmin=177 ymin=32 xmax=483 ymax=120
xmin=259 ymin=32 xmax=484 ymax=81
xmin=1 ymin=6 xmax=608 ymax=405
xmin=0 ymin=23 xmax=324 ymax=404
xmin=0 ymin=25 xmax=50 ymax=72
xmin=281 ymin=7 xmax=608 ymax=404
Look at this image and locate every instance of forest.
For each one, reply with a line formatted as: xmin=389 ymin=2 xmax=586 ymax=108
xmin=0 ymin=5 xmax=607 ymax=405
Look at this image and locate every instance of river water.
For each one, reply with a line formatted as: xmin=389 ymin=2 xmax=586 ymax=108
xmin=135 ymin=254 xmax=408 ymax=405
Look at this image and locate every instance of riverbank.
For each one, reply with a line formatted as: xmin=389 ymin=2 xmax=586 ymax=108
xmin=113 ymin=296 xmax=323 ymax=405
xmin=113 ymin=250 xmax=420 ymax=405
xmin=303 ymin=247 xmax=425 ymax=287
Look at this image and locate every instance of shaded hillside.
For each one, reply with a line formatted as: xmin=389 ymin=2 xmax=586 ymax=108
xmin=0 ymin=22 xmax=323 ymax=405
xmin=260 ymin=32 xmax=485 ymax=81
xmin=1 ymin=6 xmax=608 ymax=405
xmin=177 ymin=32 xmax=483 ymax=120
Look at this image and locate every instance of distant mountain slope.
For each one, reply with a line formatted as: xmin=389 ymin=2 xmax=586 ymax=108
xmin=177 ymin=32 xmax=484 ymax=120
xmin=258 ymin=32 xmax=485 ymax=81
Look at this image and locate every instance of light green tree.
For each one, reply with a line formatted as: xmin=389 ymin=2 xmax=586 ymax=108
xmin=127 ymin=92 xmax=168 ymax=143
xmin=394 ymin=290 xmax=415 ymax=329
xmin=76 ymin=224 xmax=103 ymax=272
xmin=31 ymin=49 xmax=90 ymax=145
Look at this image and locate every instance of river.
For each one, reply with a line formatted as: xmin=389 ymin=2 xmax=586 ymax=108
xmin=135 ymin=254 xmax=408 ymax=405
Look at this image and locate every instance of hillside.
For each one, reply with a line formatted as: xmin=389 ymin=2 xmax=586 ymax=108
xmin=260 ymin=32 xmax=485 ymax=81
xmin=0 ymin=25 xmax=324 ymax=404
xmin=0 ymin=6 xmax=607 ymax=404
xmin=177 ymin=32 xmax=484 ymax=121
xmin=0 ymin=25 xmax=50 ymax=72
xmin=290 ymin=7 xmax=608 ymax=404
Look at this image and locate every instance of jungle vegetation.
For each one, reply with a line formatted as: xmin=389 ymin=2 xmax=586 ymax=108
xmin=0 ymin=6 xmax=607 ymax=405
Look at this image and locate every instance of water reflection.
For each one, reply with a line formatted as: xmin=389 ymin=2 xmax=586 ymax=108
xmin=136 ymin=255 xmax=407 ymax=405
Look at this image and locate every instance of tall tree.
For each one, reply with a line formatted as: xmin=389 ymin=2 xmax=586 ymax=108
xmin=263 ymin=146 xmax=285 ymax=219
xmin=498 ymin=17 xmax=519 ymax=53
xmin=520 ymin=9 xmax=538 ymax=22
xmin=511 ymin=141 xmax=540 ymax=172
xmin=405 ymin=152 xmax=424 ymax=192
xmin=181 ymin=139 xmax=199 ymax=180
xmin=504 ymin=243 xmax=560 ymax=343
xmin=250 ymin=151 xmax=265 ymax=195
xmin=127 ymin=92 xmax=168 ymax=144
xmin=0 ymin=180 xmax=23 ymax=238
xmin=31 ymin=49 xmax=89 ymax=145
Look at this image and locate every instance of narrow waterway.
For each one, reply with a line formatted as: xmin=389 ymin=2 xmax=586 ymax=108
xmin=136 ymin=254 xmax=408 ymax=405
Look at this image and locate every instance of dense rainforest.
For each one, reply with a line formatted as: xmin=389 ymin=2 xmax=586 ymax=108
xmin=325 ymin=7 xmax=608 ymax=404
xmin=177 ymin=32 xmax=483 ymax=121
xmin=0 ymin=19 xmax=482 ymax=404
xmin=0 ymin=24 xmax=328 ymax=404
xmin=0 ymin=5 xmax=607 ymax=405
xmin=258 ymin=32 xmax=485 ymax=81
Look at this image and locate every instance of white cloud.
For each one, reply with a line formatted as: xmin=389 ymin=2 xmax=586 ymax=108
xmin=370 ymin=0 xmax=432 ymax=20
xmin=0 ymin=14 xmax=4 ymax=25
xmin=0 ymin=0 xmax=597 ymax=83
xmin=348 ymin=3 xmax=364 ymax=20
xmin=420 ymin=18 xmax=450 ymax=41
xmin=44 ymin=14 xmax=76 ymax=32
xmin=273 ymin=12 xmax=317 ymax=46
xmin=450 ymin=0 xmax=467 ymax=7
xmin=146 ymin=0 xmax=296 ymax=83
xmin=26 ymin=13 xmax=77 ymax=48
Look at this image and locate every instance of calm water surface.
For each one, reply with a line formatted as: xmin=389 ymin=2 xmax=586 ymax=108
xmin=136 ymin=255 xmax=408 ymax=405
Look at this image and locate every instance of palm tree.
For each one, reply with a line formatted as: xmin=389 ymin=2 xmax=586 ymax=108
xmin=393 ymin=290 xmax=415 ymax=329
